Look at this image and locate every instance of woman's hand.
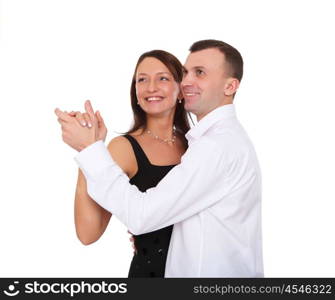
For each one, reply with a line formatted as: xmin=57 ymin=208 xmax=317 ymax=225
xmin=55 ymin=100 xmax=103 ymax=151
xmin=68 ymin=107 xmax=107 ymax=142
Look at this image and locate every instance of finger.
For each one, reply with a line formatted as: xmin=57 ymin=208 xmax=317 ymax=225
xmin=84 ymin=100 xmax=95 ymax=120
xmin=95 ymin=111 xmax=101 ymax=125
xmin=68 ymin=111 xmax=77 ymax=116
xmin=57 ymin=118 xmax=66 ymax=125
xmin=96 ymin=110 xmax=102 ymax=122
xmin=75 ymin=112 xmax=87 ymax=127
xmin=83 ymin=112 xmax=92 ymax=128
xmin=54 ymin=108 xmax=72 ymax=122
xmin=96 ymin=110 xmax=106 ymax=127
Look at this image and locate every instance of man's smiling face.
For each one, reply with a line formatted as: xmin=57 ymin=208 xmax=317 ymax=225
xmin=182 ymin=48 xmax=234 ymax=120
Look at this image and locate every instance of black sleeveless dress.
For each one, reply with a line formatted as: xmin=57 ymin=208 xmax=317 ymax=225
xmin=124 ymin=135 xmax=175 ymax=278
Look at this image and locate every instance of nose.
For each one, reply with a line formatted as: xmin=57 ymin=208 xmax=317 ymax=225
xmin=181 ymin=72 xmax=193 ymax=88
xmin=147 ymin=79 xmax=158 ymax=93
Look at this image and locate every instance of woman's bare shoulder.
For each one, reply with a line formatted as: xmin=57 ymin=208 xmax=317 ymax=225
xmin=107 ymin=135 xmax=131 ymax=149
xmin=107 ymin=135 xmax=137 ymax=177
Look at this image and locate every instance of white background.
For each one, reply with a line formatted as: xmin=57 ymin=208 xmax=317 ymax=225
xmin=1 ymin=0 xmax=334 ymax=277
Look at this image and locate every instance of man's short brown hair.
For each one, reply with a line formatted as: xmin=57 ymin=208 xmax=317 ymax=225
xmin=189 ymin=39 xmax=243 ymax=82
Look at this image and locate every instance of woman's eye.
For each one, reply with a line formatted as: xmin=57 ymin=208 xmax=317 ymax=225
xmin=160 ymin=76 xmax=169 ymax=81
xmin=137 ymin=77 xmax=145 ymax=83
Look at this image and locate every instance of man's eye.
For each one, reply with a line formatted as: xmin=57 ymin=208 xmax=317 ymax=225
xmin=160 ymin=76 xmax=169 ymax=81
xmin=196 ymin=69 xmax=204 ymax=75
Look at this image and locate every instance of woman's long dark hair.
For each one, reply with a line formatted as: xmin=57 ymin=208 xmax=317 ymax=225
xmin=126 ymin=50 xmax=190 ymax=146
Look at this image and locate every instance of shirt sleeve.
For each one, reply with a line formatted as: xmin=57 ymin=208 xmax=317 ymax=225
xmin=75 ymin=139 xmax=244 ymax=235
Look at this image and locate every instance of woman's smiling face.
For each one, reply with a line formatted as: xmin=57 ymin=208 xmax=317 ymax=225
xmin=135 ymin=57 xmax=180 ymax=117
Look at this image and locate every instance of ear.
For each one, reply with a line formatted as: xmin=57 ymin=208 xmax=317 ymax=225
xmin=224 ymin=78 xmax=240 ymax=96
xmin=177 ymin=87 xmax=184 ymax=101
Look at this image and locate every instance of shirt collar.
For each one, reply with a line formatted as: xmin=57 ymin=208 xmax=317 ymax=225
xmin=186 ymin=104 xmax=236 ymax=141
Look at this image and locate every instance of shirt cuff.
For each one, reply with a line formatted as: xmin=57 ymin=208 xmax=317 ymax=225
xmin=74 ymin=140 xmax=116 ymax=178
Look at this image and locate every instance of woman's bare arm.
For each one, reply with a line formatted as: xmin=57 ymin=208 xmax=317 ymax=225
xmin=74 ymin=136 xmax=137 ymax=245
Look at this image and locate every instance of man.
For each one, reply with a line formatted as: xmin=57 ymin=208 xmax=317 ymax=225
xmin=55 ymin=40 xmax=263 ymax=277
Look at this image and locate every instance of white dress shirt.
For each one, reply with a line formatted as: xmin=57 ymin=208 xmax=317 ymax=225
xmin=75 ymin=104 xmax=264 ymax=277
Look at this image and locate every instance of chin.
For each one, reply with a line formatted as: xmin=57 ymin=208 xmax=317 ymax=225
xmin=145 ymin=107 xmax=174 ymax=117
xmin=184 ymin=102 xmax=196 ymax=113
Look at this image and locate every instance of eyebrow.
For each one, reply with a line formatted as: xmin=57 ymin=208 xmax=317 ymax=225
xmin=192 ymin=66 xmax=205 ymax=70
xmin=137 ymin=71 xmax=171 ymax=76
xmin=183 ymin=66 xmax=205 ymax=73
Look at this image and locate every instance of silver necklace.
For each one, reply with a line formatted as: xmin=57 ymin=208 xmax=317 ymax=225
xmin=146 ymin=128 xmax=176 ymax=144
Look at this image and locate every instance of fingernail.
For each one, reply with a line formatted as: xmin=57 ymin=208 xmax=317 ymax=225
xmin=88 ymin=122 xmax=92 ymax=128
xmin=81 ymin=121 xmax=86 ymax=126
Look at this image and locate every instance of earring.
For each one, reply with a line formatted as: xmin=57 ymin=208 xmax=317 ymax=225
xmin=178 ymin=99 xmax=182 ymax=104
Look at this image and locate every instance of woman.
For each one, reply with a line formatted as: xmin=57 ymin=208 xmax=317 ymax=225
xmin=73 ymin=50 xmax=190 ymax=277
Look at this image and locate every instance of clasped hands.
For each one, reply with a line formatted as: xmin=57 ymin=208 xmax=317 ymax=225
xmin=55 ymin=100 xmax=107 ymax=151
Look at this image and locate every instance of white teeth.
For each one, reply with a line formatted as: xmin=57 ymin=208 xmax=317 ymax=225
xmin=146 ymin=97 xmax=162 ymax=101
xmin=185 ymin=93 xmax=197 ymax=96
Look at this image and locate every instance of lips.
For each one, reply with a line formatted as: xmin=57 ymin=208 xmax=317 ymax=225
xmin=184 ymin=93 xmax=199 ymax=96
xmin=145 ymin=96 xmax=164 ymax=102
xmin=182 ymin=88 xmax=200 ymax=98
xmin=183 ymin=91 xmax=200 ymax=100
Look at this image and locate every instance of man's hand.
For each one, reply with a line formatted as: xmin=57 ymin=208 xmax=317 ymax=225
xmin=68 ymin=109 xmax=107 ymax=142
xmin=128 ymin=230 xmax=137 ymax=255
xmin=55 ymin=100 xmax=100 ymax=151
